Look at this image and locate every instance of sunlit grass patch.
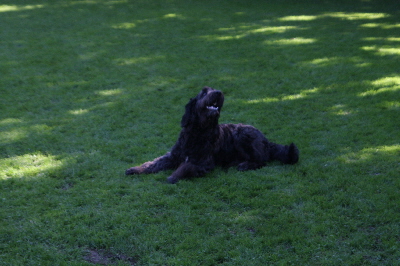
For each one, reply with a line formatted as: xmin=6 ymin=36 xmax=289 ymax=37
xmin=378 ymin=101 xmax=400 ymax=110
xmin=68 ymin=108 xmax=90 ymax=115
xmin=338 ymin=145 xmax=400 ymax=165
xmin=203 ymin=25 xmax=300 ymax=41
xmin=363 ymin=37 xmax=400 ymax=42
xmin=114 ymin=56 xmax=165 ymax=66
xmin=264 ymin=37 xmax=316 ymax=45
xmin=279 ymin=15 xmax=318 ymax=21
xmin=96 ymin=88 xmax=124 ymax=96
xmin=247 ymin=88 xmax=320 ymax=104
xmin=279 ymin=12 xmax=389 ymax=23
xmin=0 ymin=119 xmax=26 ymax=144
xmin=0 ymin=128 xmax=27 ymax=144
xmin=361 ymin=45 xmax=400 ymax=55
xmin=0 ymin=153 xmax=64 ymax=179
xmin=249 ymin=25 xmax=298 ymax=34
xmin=359 ymin=76 xmax=400 ymax=96
xmin=163 ymin=13 xmax=185 ymax=19
xmin=301 ymin=56 xmax=370 ymax=68
xmin=0 ymin=4 xmax=44 ymax=12
xmin=111 ymin=22 xmax=137 ymax=29
xmin=329 ymin=103 xmax=355 ymax=116
xmin=325 ymin=12 xmax=389 ymax=20
xmin=360 ymin=22 xmax=400 ymax=29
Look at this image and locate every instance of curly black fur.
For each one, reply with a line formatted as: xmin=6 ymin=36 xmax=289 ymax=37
xmin=126 ymin=87 xmax=299 ymax=183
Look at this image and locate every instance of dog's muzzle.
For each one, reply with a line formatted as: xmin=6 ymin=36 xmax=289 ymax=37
xmin=205 ymin=91 xmax=223 ymax=112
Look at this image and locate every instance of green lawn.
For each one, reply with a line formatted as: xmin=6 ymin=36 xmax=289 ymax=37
xmin=1 ymin=0 xmax=399 ymax=265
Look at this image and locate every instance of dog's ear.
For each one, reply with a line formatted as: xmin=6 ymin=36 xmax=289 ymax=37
xmin=181 ymin=97 xmax=197 ymax=128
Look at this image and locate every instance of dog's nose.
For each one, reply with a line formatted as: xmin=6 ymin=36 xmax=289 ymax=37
xmin=214 ymin=90 xmax=222 ymax=95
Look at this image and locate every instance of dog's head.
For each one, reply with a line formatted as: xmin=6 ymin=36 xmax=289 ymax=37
xmin=181 ymin=87 xmax=224 ymax=128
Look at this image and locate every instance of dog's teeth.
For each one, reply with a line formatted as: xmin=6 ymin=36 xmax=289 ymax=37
xmin=207 ymin=106 xmax=218 ymax=110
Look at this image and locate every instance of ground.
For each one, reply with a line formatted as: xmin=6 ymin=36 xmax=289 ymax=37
xmin=0 ymin=0 xmax=399 ymax=265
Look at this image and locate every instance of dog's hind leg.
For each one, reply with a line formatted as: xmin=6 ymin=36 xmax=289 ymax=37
xmin=268 ymin=142 xmax=299 ymax=164
xmin=234 ymin=138 xmax=268 ymax=171
xmin=125 ymin=152 xmax=177 ymax=175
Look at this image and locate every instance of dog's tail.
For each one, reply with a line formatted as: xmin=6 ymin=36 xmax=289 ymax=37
xmin=268 ymin=142 xmax=299 ymax=164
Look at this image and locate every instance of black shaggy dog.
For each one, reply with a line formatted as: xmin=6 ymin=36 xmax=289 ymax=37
xmin=126 ymin=87 xmax=299 ymax=184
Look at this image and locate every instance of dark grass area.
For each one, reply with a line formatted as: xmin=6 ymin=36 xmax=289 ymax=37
xmin=1 ymin=0 xmax=399 ymax=265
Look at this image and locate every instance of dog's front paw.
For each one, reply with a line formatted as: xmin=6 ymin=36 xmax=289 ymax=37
xmin=125 ymin=167 xmax=141 ymax=175
xmin=167 ymin=175 xmax=179 ymax=184
xmin=288 ymin=143 xmax=299 ymax=164
xmin=237 ymin=162 xmax=249 ymax=171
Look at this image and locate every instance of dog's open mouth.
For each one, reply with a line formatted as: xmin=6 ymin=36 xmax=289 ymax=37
xmin=206 ymin=106 xmax=218 ymax=111
xmin=201 ymin=88 xmax=223 ymax=114
xmin=206 ymin=102 xmax=219 ymax=111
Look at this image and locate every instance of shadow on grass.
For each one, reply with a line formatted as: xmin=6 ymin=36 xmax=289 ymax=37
xmin=0 ymin=0 xmax=398 ymax=197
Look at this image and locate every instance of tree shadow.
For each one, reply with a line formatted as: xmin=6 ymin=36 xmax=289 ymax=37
xmin=1 ymin=0 xmax=399 ymax=180
xmin=1 ymin=0 xmax=400 ymax=264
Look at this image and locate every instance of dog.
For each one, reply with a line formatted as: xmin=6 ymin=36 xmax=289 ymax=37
xmin=126 ymin=87 xmax=299 ymax=183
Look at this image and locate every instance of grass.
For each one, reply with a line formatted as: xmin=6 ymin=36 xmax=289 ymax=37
xmin=1 ymin=0 xmax=399 ymax=264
